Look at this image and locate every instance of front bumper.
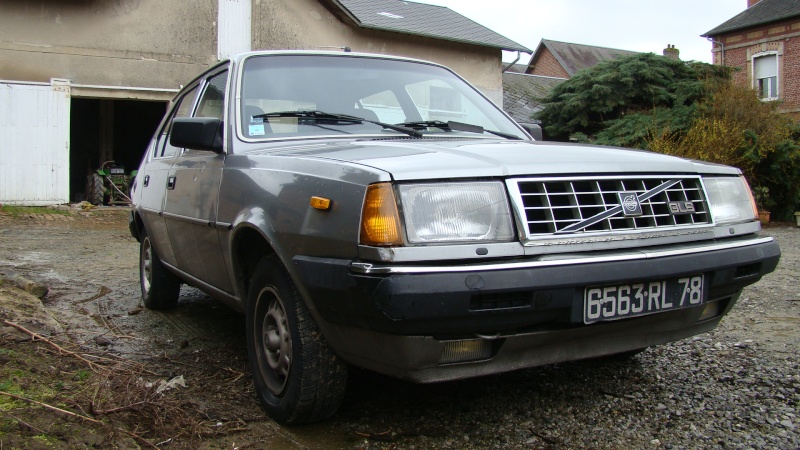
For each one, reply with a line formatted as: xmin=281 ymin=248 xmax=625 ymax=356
xmin=292 ymin=236 xmax=780 ymax=381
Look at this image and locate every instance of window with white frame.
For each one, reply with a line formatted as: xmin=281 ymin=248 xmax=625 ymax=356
xmin=753 ymin=53 xmax=778 ymax=100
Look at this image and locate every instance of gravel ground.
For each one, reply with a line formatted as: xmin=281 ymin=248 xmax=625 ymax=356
xmin=0 ymin=209 xmax=797 ymax=449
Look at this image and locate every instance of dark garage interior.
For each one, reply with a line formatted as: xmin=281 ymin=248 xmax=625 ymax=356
xmin=69 ymin=98 xmax=167 ymax=202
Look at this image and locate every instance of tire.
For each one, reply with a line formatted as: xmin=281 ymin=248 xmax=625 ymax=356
xmin=139 ymin=228 xmax=180 ymax=310
xmin=86 ymin=173 xmax=105 ymax=205
xmin=246 ymin=255 xmax=348 ymax=424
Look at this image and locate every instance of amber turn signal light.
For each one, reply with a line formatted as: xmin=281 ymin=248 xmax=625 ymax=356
xmin=360 ymin=183 xmax=403 ymax=246
xmin=310 ymin=196 xmax=331 ymax=210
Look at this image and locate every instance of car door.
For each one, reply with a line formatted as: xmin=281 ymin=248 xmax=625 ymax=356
xmin=137 ymin=84 xmax=200 ymax=267
xmin=162 ymin=68 xmax=233 ymax=292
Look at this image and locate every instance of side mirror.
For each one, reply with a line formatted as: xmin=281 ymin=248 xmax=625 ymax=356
xmin=520 ymin=123 xmax=544 ymax=141
xmin=170 ymin=117 xmax=223 ymax=153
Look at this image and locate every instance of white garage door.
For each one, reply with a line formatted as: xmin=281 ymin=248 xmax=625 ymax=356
xmin=0 ymin=79 xmax=70 ymax=205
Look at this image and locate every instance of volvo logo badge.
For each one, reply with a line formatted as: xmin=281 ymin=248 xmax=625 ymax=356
xmin=618 ymin=192 xmax=643 ymax=216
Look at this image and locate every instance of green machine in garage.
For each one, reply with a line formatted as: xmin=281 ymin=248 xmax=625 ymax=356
xmin=86 ymin=161 xmax=136 ymax=206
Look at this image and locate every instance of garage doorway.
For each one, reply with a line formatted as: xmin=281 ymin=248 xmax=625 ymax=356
xmin=69 ymin=98 xmax=167 ymax=202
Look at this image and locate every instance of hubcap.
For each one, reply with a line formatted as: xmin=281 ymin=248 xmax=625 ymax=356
xmin=257 ymin=287 xmax=292 ymax=395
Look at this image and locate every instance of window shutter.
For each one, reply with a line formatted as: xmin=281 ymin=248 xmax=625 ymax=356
xmin=754 ymin=54 xmax=777 ymax=79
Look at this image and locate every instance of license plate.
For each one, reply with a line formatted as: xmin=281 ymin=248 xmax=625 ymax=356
xmin=583 ymin=275 xmax=704 ymax=324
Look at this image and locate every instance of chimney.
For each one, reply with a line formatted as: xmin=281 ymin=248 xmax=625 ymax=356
xmin=748 ymin=0 xmax=761 ymax=7
xmin=663 ymin=44 xmax=680 ymax=60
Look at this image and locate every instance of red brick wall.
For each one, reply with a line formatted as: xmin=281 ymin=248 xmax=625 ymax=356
xmin=527 ymin=47 xmax=570 ymax=79
xmin=783 ymin=36 xmax=800 ymax=116
xmin=712 ymin=17 xmax=800 ymax=117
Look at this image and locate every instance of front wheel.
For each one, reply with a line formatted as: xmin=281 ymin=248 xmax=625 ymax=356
xmin=246 ymin=255 xmax=348 ymax=424
xmin=139 ymin=228 xmax=180 ymax=310
xmin=86 ymin=173 xmax=104 ymax=205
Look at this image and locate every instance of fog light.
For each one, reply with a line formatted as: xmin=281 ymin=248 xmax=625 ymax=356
xmin=439 ymin=339 xmax=492 ymax=364
xmin=699 ymin=301 xmax=721 ymax=321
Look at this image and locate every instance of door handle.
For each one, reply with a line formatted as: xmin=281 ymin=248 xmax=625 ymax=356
xmin=167 ymin=176 xmax=176 ymax=190
xmin=143 ymin=175 xmax=150 ymax=187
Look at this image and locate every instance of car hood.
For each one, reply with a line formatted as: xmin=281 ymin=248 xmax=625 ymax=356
xmin=264 ymin=138 xmax=739 ymax=180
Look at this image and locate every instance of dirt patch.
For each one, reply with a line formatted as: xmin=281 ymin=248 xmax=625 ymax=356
xmin=0 ymin=207 xmax=798 ymax=449
xmin=0 ymin=209 xmax=297 ymax=449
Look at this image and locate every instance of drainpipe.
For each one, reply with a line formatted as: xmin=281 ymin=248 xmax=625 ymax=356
xmin=707 ymin=37 xmax=725 ymax=66
xmin=502 ymin=51 xmax=522 ymax=72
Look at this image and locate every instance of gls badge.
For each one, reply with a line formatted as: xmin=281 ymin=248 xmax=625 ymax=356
xmin=617 ymin=192 xmax=642 ymax=216
xmin=668 ymin=201 xmax=696 ymax=215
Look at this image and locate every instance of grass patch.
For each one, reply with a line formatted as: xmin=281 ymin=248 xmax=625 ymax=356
xmin=0 ymin=206 xmax=70 ymax=217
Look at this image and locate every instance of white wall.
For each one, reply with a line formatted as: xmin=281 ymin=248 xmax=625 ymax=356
xmin=218 ymin=0 xmax=252 ymax=60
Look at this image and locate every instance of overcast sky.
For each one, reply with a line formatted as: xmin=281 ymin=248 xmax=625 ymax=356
xmin=418 ymin=0 xmax=747 ymax=64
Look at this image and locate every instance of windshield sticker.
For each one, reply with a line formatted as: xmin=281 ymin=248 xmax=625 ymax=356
xmin=249 ymin=124 xmax=265 ymax=136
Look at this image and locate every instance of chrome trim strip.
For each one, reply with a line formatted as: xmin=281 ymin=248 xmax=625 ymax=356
xmin=162 ymin=261 xmax=240 ymax=306
xmin=161 ymin=211 xmax=212 ymax=227
xmin=526 ymin=226 xmax=714 ymax=247
xmin=350 ymin=236 xmax=774 ymax=275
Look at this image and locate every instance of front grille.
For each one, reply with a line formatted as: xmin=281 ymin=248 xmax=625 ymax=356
xmin=509 ymin=176 xmax=710 ymax=237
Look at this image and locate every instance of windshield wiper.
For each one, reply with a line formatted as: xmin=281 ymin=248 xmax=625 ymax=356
xmin=254 ymin=110 xmax=422 ymax=138
xmin=398 ymin=120 xmax=522 ymax=140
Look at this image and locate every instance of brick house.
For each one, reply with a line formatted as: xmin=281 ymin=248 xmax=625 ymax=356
xmin=703 ymin=0 xmax=800 ymax=119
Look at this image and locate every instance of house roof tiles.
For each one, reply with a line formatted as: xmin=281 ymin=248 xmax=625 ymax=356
xmin=529 ymin=39 xmax=637 ymax=77
xmin=703 ymin=0 xmax=800 ymax=36
xmin=502 ymin=72 xmax=565 ymax=124
xmin=324 ymin=0 xmax=532 ymax=52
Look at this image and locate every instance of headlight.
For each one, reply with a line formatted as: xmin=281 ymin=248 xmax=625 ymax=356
xmin=399 ymin=182 xmax=514 ymax=243
xmin=704 ymin=177 xmax=758 ymax=224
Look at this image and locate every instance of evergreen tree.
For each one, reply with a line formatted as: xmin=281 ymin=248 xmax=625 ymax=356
xmin=534 ymin=53 xmax=731 ymax=146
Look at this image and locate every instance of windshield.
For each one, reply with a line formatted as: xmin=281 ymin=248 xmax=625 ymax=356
xmin=238 ymin=54 xmax=527 ymax=140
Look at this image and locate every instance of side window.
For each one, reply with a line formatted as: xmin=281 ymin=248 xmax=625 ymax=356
xmin=430 ymin=86 xmax=462 ymax=113
xmin=155 ymin=84 xmax=199 ymax=159
xmin=406 ymin=79 xmax=492 ymax=128
xmin=753 ymin=53 xmax=778 ymax=100
xmin=358 ymin=90 xmax=404 ymax=123
xmin=196 ymin=70 xmax=229 ymax=119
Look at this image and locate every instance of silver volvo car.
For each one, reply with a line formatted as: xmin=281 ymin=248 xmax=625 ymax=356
xmin=128 ymin=51 xmax=781 ymax=424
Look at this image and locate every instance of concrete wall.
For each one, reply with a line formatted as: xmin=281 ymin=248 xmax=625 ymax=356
xmin=251 ymin=0 xmax=505 ymax=105
xmin=0 ymin=0 xmax=505 ymax=103
xmin=0 ymin=0 xmax=219 ymax=100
